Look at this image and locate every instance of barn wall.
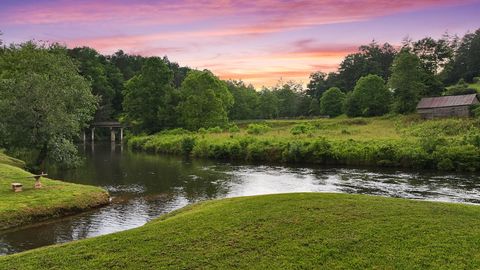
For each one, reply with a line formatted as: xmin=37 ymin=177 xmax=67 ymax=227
xmin=418 ymin=106 xmax=472 ymax=119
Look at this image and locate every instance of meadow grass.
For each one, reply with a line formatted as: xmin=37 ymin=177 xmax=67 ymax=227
xmin=0 ymin=155 xmax=109 ymax=230
xmin=2 ymin=193 xmax=480 ymax=269
xmin=129 ymin=115 xmax=480 ymax=171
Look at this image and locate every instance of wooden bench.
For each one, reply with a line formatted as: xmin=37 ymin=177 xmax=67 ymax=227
xmin=11 ymin=183 xmax=23 ymax=192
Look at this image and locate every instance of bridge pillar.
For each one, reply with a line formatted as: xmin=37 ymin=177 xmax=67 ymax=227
xmin=91 ymin=127 xmax=95 ymax=142
xmin=110 ymin=127 xmax=116 ymax=142
xmin=120 ymin=128 xmax=124 ymax=143
xmin=82 ymin=130 xmax=86 ymax=143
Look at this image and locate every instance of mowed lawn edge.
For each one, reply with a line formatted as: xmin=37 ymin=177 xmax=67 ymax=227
xmin=0 ymin=161 xmax=109 ymax=230
xmin=2 ymin=193 xmax=480 ymax=269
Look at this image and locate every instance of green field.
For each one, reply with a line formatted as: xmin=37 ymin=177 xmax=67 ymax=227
xmin=0 ymin=153 xmax=109 ymax=230
xmin=129 ymin=115 xmax=480 ymax=171
xmin=2 ymin=193 xmax=480 ymax=269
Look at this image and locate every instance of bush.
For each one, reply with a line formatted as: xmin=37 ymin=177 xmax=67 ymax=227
xmin=290 ymin=123 xmax=314 ymax=135
xmin=228 ymin=124 xmax=240 ymax=133
xmin=181 ymin=136 xmax=196 ymax=155
xmin=207 ymin=126 xmax=223 ymax=133
xmin=444 ymin=79 xmax=477 ymax=96
xmin=247 ymin=124 xmax=271 ymax=135
xmin=437 ymin=158 xmax=454 ymax=171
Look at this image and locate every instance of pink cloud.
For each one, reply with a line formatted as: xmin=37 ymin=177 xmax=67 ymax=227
xmin=3 ymin=0 xmax=474 ymax=29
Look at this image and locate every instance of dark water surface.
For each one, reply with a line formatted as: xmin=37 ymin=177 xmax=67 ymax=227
xmin=2 ymin=143 xmax=480 ymax=255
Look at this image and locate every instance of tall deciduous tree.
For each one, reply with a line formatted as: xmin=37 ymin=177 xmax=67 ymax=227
xmin=226 ymin=80 xmax=259 ymax=120
xmin=69 ymin=47 xmax=124 ymax=120
xmin=389 ymin=51 xmax=425 ymax=114
xmin=306 ymin=71 xmax=328 ymax=99
xmin=320 ymin=87 xmax=345 ymax=117
xmin=444 ymin=29 xmax=480 ymax=83
xmin=346 ymin=74 xmax=390 ymax=117
xmin=0 ymin=42 xmax=97 ymax=167
xmin=335 ymin=42 xmax=397 ymax=91
xmin=258 ymin=89 xmax=279 ymax=119
xmin=177 ymin=70 xmax=233 ymax=130
xmin=123 ymin=57 xmax=176 ymax=132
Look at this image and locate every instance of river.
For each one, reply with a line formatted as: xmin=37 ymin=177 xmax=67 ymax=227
xmin=1 ymin=143 xmax=480 ymax=255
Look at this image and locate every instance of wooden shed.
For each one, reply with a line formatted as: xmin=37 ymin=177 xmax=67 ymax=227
xmin=416 ymin=94 xmax=479 ymax=119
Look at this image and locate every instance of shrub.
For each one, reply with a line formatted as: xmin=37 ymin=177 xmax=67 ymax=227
xmin=228 ymin=124 xmax=240 ymax=133
xmin=437 ymin=158 xmax=454 ymax=171
xmin=308 ymin=138 xmax=332 ymax=163
xmin=290 ymin=123 xmax=314 ymax=135
xmin=181 ymin=136 xmax=196 ymax=155
xmin=419 ymin=134 xmax=447 ymax=154
xmin=433 ymin=145 xmax=480 ymax=171
xmin=247 ymin=124 xmax=271 ymax=135
xmin=463 ymin=129 xmax=480 ymax=148
xmin=207 ymin=126 xmax=223 ymax=133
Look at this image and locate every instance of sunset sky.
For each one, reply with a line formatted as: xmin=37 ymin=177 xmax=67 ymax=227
xmin=1 ymin=0 xmax=479 ymax=88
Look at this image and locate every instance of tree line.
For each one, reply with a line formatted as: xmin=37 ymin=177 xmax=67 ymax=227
xmin=0 ymin=28 xmax=479 ymax=167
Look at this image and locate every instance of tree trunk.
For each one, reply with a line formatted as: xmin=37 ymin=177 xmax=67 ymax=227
xmin=35 ymin=143 xmax=48 ymax=170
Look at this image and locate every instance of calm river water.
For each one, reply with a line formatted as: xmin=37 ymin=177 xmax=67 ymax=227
xmin=2 ymin=143 xmax=480 ymax=255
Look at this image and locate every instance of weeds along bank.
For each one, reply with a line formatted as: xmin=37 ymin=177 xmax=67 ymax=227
xmin=0 ymin=153 xmax=109 ymax=230
xmin=129 ymin=116 xmax=480 ymax=172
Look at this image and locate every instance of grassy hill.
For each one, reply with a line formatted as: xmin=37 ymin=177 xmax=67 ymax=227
xmin=2 ymin=193 xmax=480 ymax=269
xmin=0 ymin=153 xmax=109 ymax=230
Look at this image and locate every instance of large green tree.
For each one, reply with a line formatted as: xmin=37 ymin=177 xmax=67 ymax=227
xmin=306 ymin=72 xmax=328 ymax=100
xmin=443 ymin=28 xmax=480 ymax=83
xmin=389 ymin=51 xmax=426 ymax=114
xmin=0 ymin=42 xmax=97 ymax=167
xmin=346 ymin=74 xmax=391 ymax=117
xmin=123 ymin=57 xmax=176 ymax=132
xmin=274 ymin=82 xmax=303 ymax=117
xmin=258 ymin=89 xmax=279 ymax=119
xmin=335 ymin=42 xmax=397 ymax=91
xmin=320 ymin=87 xmax=345 ymax=117
xmin=226 ymin=80 xmax=259 ymax=120
xmin=69 ymin=47 xmax=124 ymax=120
xmin=177 ymin=70 xmax=233 ymax=130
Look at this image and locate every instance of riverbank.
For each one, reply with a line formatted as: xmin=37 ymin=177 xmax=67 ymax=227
xmin=129 ymin=115 xmax=480 ymax=171
xmin=0 ymin=153 xmax=109 ymax=230
xmin=2 ymin=193 xmax=480 ymax=268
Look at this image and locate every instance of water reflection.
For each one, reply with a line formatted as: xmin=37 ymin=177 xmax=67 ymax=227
xmin=1 ymin=143 xmax=480 ymax=255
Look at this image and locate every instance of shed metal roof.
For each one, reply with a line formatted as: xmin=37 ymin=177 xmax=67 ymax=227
xmin=416 ymin=94 xmax=479 ymax=109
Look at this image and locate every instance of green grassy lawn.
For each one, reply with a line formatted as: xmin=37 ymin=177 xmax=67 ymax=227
xmin=2 ymin=193 xmax=480 ymax=269
xmin=0 ymin=154 xmax=109 ymax=230
xmin=129 ymin=115 xmax=480 ymax=171
xmin=0 ymin=152 xmax=25 ymax=168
